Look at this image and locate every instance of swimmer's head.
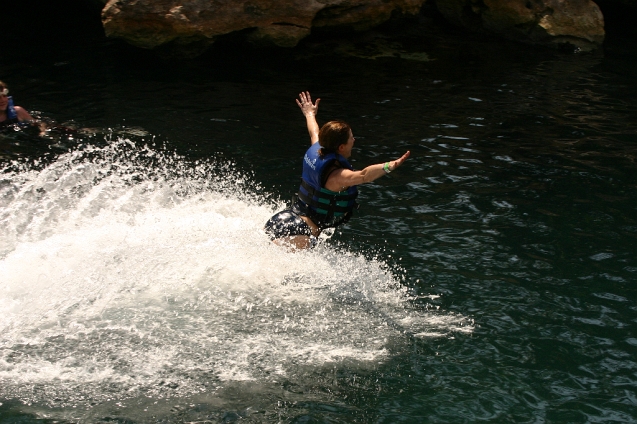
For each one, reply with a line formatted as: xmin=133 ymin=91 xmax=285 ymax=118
xmin=318 ymin=120 xmax=351 ymax=156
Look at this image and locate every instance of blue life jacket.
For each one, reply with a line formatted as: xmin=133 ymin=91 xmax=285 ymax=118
xmin=1 ymin=97 xmax=19 ymax=126
xmin=297 ymin=142 xmax=358 ymax=229
xmin=6 ymin=97 xmax=18 ymax=120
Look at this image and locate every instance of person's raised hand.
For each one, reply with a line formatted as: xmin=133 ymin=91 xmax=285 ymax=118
xmin=296 ymin=91 xmax=320 ymax=117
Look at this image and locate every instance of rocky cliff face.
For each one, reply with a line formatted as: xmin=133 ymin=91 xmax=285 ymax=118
xmin=435 ymin=0 xmax=604 ymax=51
xmin=101 ymin=0 xmax=605 ymax=56
xmin=102 ymin=0 xmax=424 ymax=56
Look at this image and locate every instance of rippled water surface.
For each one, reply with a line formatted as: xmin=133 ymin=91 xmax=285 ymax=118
xmin=1 ymin=8 xmax=637 ymax=423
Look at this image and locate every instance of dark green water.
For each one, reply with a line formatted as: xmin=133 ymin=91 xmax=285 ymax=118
xmin=1 ymin=5 xmax=637 ymax=423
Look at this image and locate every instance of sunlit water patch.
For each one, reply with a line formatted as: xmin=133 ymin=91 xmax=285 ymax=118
xmin=0 ymin=140 xmax=472 ymax=409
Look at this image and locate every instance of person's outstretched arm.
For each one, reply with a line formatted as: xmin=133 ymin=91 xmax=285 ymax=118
xmin=295 ymin=91 xmax=320 ymax=145
xmin=14 ymin=106 xmax=34 ymax=122
xmin=324 ymin=151 xmax=411 ymax=192
xmin=14 ymin=105 xmax=48 ymax=135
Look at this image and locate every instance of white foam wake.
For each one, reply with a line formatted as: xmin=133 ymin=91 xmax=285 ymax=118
xmin=0 ymin=139 xmax=472 ymax=407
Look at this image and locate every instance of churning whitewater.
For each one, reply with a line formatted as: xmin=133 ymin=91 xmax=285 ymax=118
xmin=0 ymin=139 xmax=472 ymax=407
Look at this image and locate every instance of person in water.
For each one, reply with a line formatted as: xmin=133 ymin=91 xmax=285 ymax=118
xmin=265 ymin=91 xmax=410 ymax=249
xmin=0 ymin=80 xmax=36 ymax=128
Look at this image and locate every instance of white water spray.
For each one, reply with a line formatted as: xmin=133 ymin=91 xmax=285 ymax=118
xmin=0 ymin=139 xmax=472 ymax=407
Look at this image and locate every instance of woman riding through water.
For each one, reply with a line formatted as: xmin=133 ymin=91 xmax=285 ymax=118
xmin=265 ymin=91 xmax=410 ymax=249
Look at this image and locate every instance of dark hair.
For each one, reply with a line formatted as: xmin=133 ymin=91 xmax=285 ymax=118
xmin=318 ymin=120 xmax=351 ymax=156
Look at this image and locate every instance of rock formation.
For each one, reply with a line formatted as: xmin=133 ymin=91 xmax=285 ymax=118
xmin=102 ymin=0 xmax=424 ymax=56
xmin=101 ymin=0 xmax=606 ymax=56
xmin=435 ymin=0 xmax=605 ymax=51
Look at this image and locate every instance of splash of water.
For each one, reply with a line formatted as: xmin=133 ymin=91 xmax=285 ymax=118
xmin=0 ymin=138 xmax=472 ymax=408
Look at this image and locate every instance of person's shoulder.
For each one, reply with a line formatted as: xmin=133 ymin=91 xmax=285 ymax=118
xmin=14 ymin=106 xmax=34 ymax=121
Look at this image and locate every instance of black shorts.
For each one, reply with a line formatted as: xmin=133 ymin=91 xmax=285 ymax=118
xmin=264 ymin=210 xmax=313 ymax=240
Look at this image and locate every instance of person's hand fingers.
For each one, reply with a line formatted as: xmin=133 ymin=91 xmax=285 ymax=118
xmin=391 ymin=151 xmax=410 ymax=170
xmin=297 ymin=91 xmax=318 ymax=111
